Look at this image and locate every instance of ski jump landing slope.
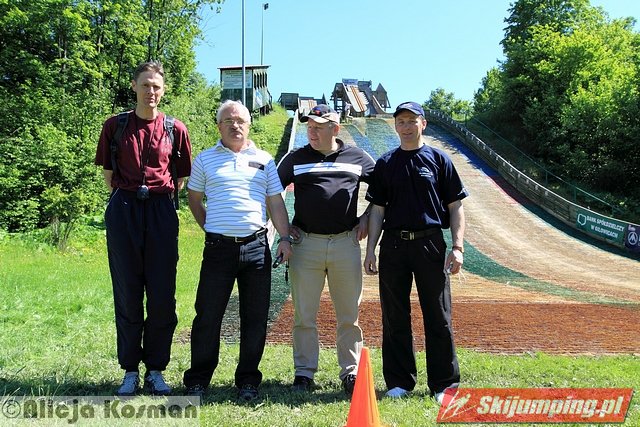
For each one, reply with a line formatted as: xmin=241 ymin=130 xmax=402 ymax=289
xmin=267 ymin=120 xmax=640 ymax=354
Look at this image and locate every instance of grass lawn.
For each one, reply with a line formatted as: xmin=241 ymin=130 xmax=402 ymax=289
xmin=1 ymin=108 xmax=637 ymax=425
xmin=1 ymin=215 xmax=638 ymax=426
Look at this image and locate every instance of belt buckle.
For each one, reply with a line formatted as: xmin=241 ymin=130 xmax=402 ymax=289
xmin=400 ymin=231 xmax=414 ymax=240
xmin=234 ymin=236 xmax=244 ymax=243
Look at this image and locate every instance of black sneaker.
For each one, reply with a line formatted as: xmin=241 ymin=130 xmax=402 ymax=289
xmin=292 ymin=375 xmax=315 ymax=392
xmin=342 ymin=374 xmax=356 ymax=397
xmin=237 ymin=384 xmax=259 ymax=402
xmin=186 ymin=384 xmax=206 ymax=399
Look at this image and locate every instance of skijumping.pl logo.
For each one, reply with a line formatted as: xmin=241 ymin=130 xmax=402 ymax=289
xmin=437 ymin=387 xmax=633 ymax=423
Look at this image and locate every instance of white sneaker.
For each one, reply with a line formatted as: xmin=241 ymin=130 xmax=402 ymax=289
xmin=385 ymin=386 xmax=409 ymax=398
xmin=144 ymin=370 xmax=172 ymax=395
xmin=116 ymin=372 xmax=139 ymax=396
xmin=435 ymin=391 xmax=445 ymax=405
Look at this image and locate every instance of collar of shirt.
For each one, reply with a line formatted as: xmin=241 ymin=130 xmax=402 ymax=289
xmin=215 ymin=139 xmax=258 ymax=154
xmin=307 ymin=138 xmax=346 ymax=156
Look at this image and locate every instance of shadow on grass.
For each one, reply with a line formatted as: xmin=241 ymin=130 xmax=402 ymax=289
xmin=193 ymin=379 xmax=423 ymax=406
xmin=0 ymin=378 xmax=345 ymax=405
xmin=0 ymin=378 xmax=128 ymax=397
xmin=0 ymin=377 xmax=414 ymax=407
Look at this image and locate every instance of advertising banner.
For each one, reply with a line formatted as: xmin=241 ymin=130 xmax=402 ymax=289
xmin=624 ymin=224 xmax=639 ymax=253
xmin=221 ymin=69 xmax=253 ymax=89
xmin=575 ymin=208 xmax=626 ymax=245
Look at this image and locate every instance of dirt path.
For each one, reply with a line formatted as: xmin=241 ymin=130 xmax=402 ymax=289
xmin=268 ymin=299 xmax=640 ymax=355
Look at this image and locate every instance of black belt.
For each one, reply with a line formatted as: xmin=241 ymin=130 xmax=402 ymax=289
xmin=116 ymin=189 xmax=173 ymax=200
xmin=206 ymin=228 xmax=267 ymax=244
xmin=388 ymin=228 xmax=440 ymax=241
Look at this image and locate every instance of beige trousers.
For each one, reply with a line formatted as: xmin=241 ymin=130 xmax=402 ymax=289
xmin=290 ymin=230 xmax=364 ymax=380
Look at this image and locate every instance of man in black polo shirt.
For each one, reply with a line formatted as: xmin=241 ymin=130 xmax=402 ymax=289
xmin=364 ymin=101 xmax=468 ymax=404
xmin=277 ymin=105 xmax=375 ymax=397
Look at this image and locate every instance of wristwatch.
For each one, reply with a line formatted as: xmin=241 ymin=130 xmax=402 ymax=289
xmin=452 ymin=245 xmax=464 ymax=253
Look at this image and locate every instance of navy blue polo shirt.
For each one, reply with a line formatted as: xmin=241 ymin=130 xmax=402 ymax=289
xmin=366 ymin=144 xmax=468 ymax=230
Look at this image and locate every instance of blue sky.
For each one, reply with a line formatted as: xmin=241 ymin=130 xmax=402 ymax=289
xmin=194 ymin=1 xmax=640 ymax=107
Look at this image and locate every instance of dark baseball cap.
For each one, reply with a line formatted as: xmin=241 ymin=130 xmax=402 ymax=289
xmin=301 ymin=104 xmax=340 ymax=124
xmin=393 ymin=101 xmax=425 ymax=117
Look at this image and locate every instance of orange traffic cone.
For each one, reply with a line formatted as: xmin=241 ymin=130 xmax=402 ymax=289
xmin=344 ymin=346 xmax=382 ymax=427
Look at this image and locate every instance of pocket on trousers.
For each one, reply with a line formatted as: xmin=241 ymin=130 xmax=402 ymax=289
xmin=292 ymin=233 xmax=304 ymax=245
xmin=104 ymin=189 xmax=119 ymax=219
xmin=204 ymin=239 xmax=222 ymax=248
xmin=349 ymin=230 xmax=360 ymax=247
xmin=106 ymin=188 xmax=120 ymax=208
xmin=420 ymin=237 xmax=446 ymax=264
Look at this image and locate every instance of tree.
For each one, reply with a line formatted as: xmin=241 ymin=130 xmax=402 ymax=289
xmin=552 ymin=20 xmax=640 ymax=194
xmin=0 ymin=0 xmax=225 ymax=235
xmin=473 ymin=68 xmax=504 ymax=116
xmin=471 ymin=0 xmax=640 ymax=219
xmin=496 ymin=0 xmax=597 ymax=142
xmin=163 ymin=72 xmax=221 ymax=156
xmin=425 ymin=88 xmax=472 ymax=120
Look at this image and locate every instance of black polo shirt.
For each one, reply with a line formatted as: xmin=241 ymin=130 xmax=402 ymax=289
xmin=277 ymin=140 xmax=375 ymax=234
xmin=366 ymin=144 xmax=468 ymax=230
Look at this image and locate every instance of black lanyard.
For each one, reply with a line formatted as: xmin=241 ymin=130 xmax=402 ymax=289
xmin=134 ymin=114 xmax=158 ymax=185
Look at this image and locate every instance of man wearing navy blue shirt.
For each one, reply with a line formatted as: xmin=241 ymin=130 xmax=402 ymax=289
xmin=364 ymin=101 xmax=468 ymax=405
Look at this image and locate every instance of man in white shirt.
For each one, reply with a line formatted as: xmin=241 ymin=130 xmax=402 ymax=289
xmin=183 ymin=100 xmax=292 ymax=402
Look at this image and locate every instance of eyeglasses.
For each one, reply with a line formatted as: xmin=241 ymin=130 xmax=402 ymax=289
xmin=221 ymin=118 xmax=248 ymax=126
